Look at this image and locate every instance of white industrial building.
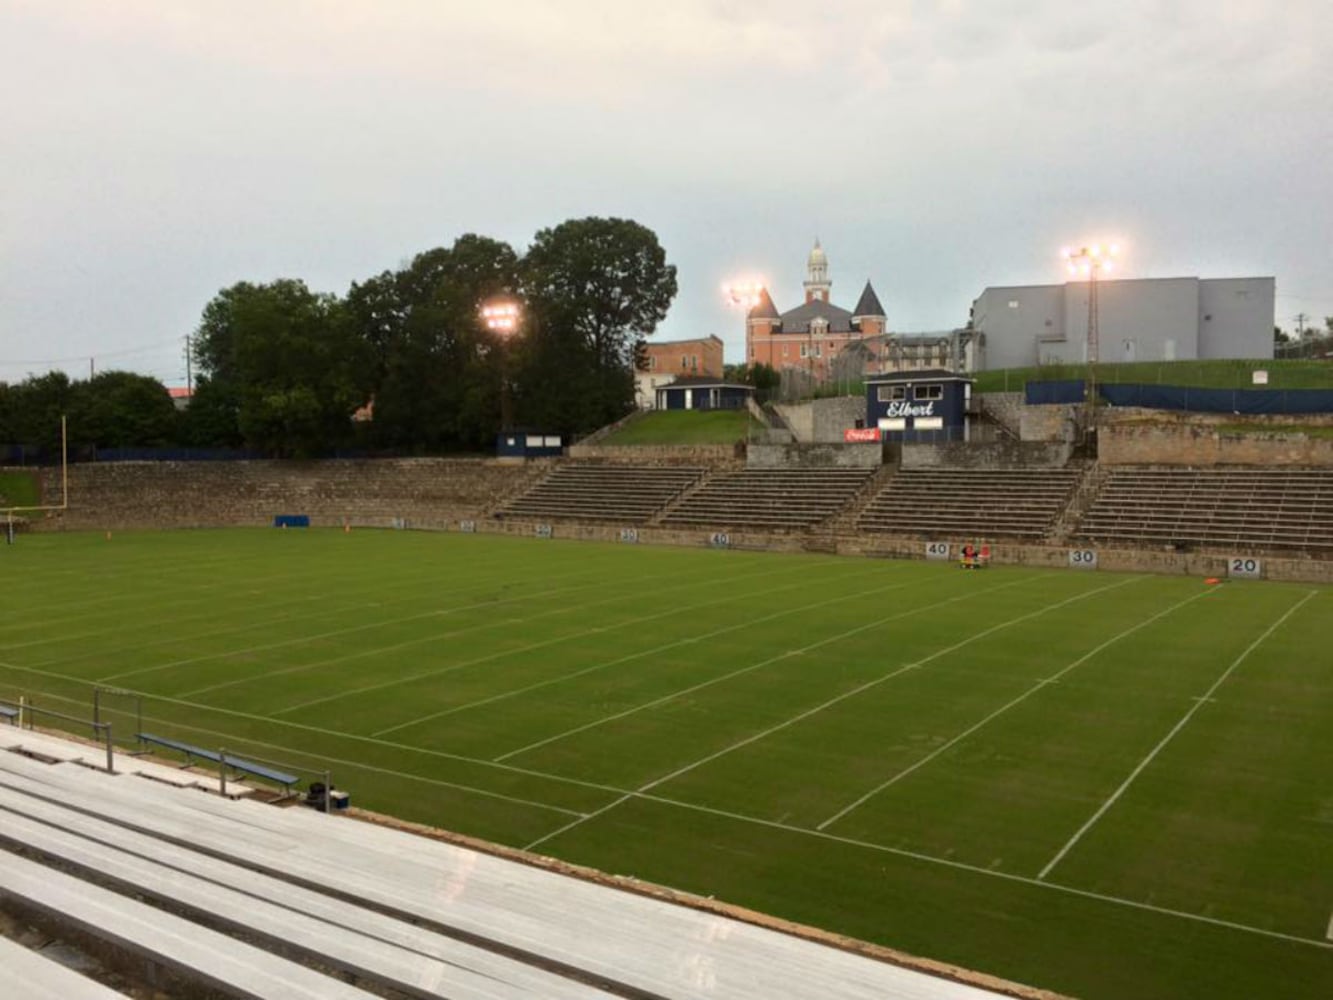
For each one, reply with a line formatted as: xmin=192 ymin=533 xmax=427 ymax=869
xmin=970 ymin=276 xmax=1275 ymax=370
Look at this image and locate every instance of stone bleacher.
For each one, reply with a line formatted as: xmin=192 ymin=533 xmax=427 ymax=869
xmin=1076 ymin=466 xmax=1333 ymax=552
xmin=658 ymin=467 xmax=873 ymax=532
xmin=498 ymin=463 xmax=705 ymax=523
xmin=858 ymin=468 xmax=1081 ymax=539
xmin=0 ymin=734 xmax=1014 ymax=1000
xmin=40 ymin=458 xmax=547 ymax=531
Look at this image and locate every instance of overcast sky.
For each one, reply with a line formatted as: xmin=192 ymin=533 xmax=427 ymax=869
xmin=2 ymin=0 xmax=1329 ymax=386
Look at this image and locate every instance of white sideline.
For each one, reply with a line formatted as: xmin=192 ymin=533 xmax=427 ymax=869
xmin=496 ymin=573 xmax=1045 ymax=764
xmin=523 ymin=576 xmax=1135 ymax=850
xmin=817 ymin=584 xmax=1216 ymax=831
xmin=11 ymin=657 xmax=1333 ymax=952
xmin=369 ymin=565 xmax=918 ymax=737
xmin=1036 ymin=589 xmax=1318 ymax=881
xmin=280 ymin=559 xmax=864 ymax=720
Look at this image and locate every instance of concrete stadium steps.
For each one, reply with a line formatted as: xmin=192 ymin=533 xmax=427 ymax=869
xmin=46 ymin=458 xmax=547 ymax=530
xmin=858 ymin=468 xmax=1082 ymax=539
xmin=658 ymin=467 xmax=874 ymax=532
xmin=1076 ymin=466 xmax=1333 ymax=551
xmin=498 ymin=463 xmax=705 ymax=523
xmin=0 ymin=745 xmax=1010 ymax=1000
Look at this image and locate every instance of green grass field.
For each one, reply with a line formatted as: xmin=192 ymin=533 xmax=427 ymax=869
xmin=2 ymin=530 xmax=1330 ymax=998
xmin=599 ymin=409 xmax=758 ymax=444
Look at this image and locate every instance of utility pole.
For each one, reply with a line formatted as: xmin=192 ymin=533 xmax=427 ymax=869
xmin=1294 ymin=313 xmax=1310 ymax=339
xmin=89 ymin=357 xmax=95 ymax=379
xmin=184 ymin=335 xmax=193 ymax=394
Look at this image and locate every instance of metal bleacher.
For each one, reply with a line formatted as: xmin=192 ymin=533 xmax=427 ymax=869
xmin=0 ymin=733 xmax=1011 ymax=1000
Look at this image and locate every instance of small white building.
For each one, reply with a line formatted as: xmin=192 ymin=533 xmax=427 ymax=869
xmin=970 ymin=276 xmax=1274 ymax=370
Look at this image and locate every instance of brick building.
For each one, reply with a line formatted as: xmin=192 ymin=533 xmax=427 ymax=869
xmin=635 ymin=335 xmax=725 ymax=409
xmin=746 ymin=242 xmax=887 ymax=381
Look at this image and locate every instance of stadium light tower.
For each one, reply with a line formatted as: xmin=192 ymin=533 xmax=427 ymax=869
xmin=481 ymin=299 xmax=522 ymax=430
xmin=723 ymin=277 xmax=767 ymax=369
xmin=1060 ymin=242 xmax=1121 ymax=439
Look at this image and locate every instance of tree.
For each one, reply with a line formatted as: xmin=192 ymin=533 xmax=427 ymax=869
xmin=0 ymin=372 xmax=73 ymax=452
xmin=68 ymin=371 xmax=178 ymax=449
xmin=193 ymin=280 xmax=371 ymax=455
xmin=520 ymin=217 xmax=677 ymax=434
xmin=346 ymin=234 xmax=520 ymax=451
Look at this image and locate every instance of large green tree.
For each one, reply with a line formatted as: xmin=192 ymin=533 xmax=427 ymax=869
xmin=519 ymin=217 xmax=677 ymax=435
xmin=346 ymin=234 xmax=520 ymax=451
xmin=68 ymin=371 xmax=178 ymax=448
xmin=0 ymin=372 xmax=74 ymax=452
xmin=193 ymin=280 xmax=370 ymax=455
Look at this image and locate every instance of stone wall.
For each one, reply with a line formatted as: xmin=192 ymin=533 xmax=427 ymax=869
xmin=412 ymin=516 xmax=1333 ymax=585
xmin=747 ymin=442 xmax=883 ymax=468
xmin=29 ymin=458 xmax=550 ymax=531
xmin=1100 ymin=414 xmax=1333 ymax=466
xmin=772 ymin=397 xmax=866 ymax=443
xmin=901 ymin=440 xmax=1073 ymax=469
xmin=21 ymin=454 xmax=1333 ymax=584
xmin=1019 ymin=403 xmax=1077 ymax=442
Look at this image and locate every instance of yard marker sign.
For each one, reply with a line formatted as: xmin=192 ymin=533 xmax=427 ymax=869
xmin=925 ymin=541 xmax=950 ymax=561
xmin=709 ymin=532 xmax=730 ymax=548
xmin=619 ymin=528 xmax=639 ymax=544
xmin=1069 ymin=548 xmax=1098 ymax=569
xmin=1229 ymin=556 xmax=1263 ymax=580
xmin=535 ymin=524 xmax=553 ymax=539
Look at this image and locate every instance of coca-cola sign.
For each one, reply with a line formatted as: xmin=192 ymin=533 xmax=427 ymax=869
xmin=882 ymin=400 xmax=936 ymax=418
xmin=843 ymin=427 xmax=881 ymax=442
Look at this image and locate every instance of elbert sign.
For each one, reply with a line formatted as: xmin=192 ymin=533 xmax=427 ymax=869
xmin=843 ymin=427 xmax=881 ymax=443
xmin=881 ymin=400 xmax=936 ymax=419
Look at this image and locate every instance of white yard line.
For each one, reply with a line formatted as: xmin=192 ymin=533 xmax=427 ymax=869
xmin=817 ymin=584 xmax=1215 ymax=831
xmin=5 ymin=551 xmax=567 ymax=656
xmin=369 ymin=566 xmax=914 ymax=737
xmin=11 ymin=660 xmax=1333 ymax=951
xmin=96 ymin=563 xmax=636 ymax=685
xmin=521 ymin=576 xmax=1130 ymax=847
xmin=258 ymin=565 xmax=847 ymax=714
xmin=1037 ymin=590 xmax=1318 ymax=881
xmin=630 ymin=792 xmax=1333 ymax=953
xmin=496 ymin=573 xmax=1045 ymax=765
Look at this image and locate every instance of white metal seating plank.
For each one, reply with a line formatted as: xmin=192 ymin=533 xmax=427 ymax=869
xmin=0 ymin=751 xmax=1006 ymax=999
xmin=0 ymin=796 xmax=613 ymax=1000
xmin=0 ymin=852 xmax=378 ymax=1000
xmin=0 ymin=935 xmax=129 ymax=1000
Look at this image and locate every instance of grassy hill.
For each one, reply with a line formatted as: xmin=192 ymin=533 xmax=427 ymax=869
xmin=974 ymin=358 xmax=1333 ymax=393
xmin=598 ymin=409 xmax=760 ymax=445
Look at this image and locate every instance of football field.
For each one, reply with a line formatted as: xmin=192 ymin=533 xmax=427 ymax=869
xmin=1 ymin=528 xmax=1330 ymax=998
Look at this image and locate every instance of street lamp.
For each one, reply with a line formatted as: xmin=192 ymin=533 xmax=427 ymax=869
xmin=1060 ymin=242 xmax=1121 ymax=440
xmin=481 ymin=298 xmax=521 ymax=431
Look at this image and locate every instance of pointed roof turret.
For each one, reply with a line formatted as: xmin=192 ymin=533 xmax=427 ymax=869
xmin=747 ymin=287 xmax=781 ymax=322
xmin=852 ymin=280 xmax=885 ymax=320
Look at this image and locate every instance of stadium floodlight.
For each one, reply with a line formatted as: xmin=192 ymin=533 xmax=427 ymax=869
xmin=722 ymin=279 xmax=767 ymax=311
xmin=480 ymin=300 xmax=521 ymax=335
xmin=480 ymin=299 xmax=523 ymax=430
xmin=1060 ymin=242 xmax=1124 ymax=441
